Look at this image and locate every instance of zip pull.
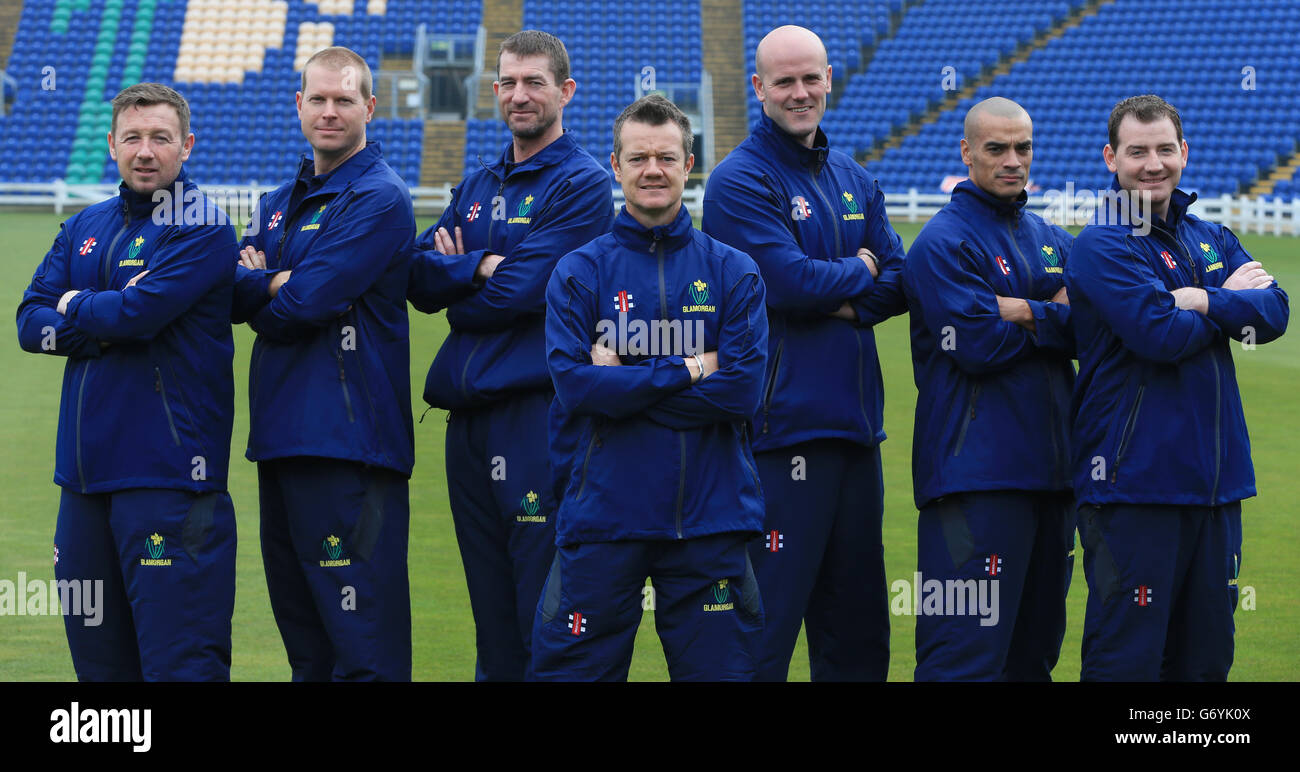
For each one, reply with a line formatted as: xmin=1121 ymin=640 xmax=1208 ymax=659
xmin=418 ymin=404 xmax=434 ymax=424
xmin=154 ymin=369 xmax=162 ymax=392
xmin=335 ymin=350 xmax=346 ymax=381
xmin=648 ymin=231 xmax=662 ymax=253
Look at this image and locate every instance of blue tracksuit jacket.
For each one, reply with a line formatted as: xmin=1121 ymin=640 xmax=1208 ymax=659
xmin=408 ymin=131 xmax=614 ymax=409
xmin=546 ymin=205 xmax=768 ymax=546
xmin=903 ymin=180 xmax=1075 ymax=509
xmin=702 ymin=112 xmax=908 ymax=452
xmin=232 ymin=142 xmax=416 ymax=476
xmin=1066 ymin=182 xmax=1289 ymax=506
xmin=17 ymin=170 xmax=236 ymax=493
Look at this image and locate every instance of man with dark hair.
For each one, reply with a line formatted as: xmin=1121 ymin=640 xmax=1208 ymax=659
xmin=534 ymin=95 xmax=767 ymax=681
xmin=702 ymin=25 xmax=907 ymax=681
xmin=407 ymin=29 xmax=613 ymax=681
xmin=1067 ymin=94 xmax=1289 ymax=680
xmin=233 ymin=46 xmax=416 ymax=681
xmin=17 ymin=82 xmax=238 ymax=680
xmin=904 ymin=97 xmax=1076 ymax=681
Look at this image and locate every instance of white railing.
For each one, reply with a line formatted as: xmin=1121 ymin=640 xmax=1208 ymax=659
xmin=4 ymin=182 xmax=1299 ymax=235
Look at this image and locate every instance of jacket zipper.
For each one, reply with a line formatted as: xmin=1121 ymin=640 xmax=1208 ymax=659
xmin=335 ymin=350 xmax=355 ymax=423
xmin=459 ymin=338 xmax=484 ymax=399
xmin=675 ymin=431 xmax=686 ymax=539
xmin=575 ymin=425 xmax=601 ymax=499
xmin=1045 ymin=363 xmax=1063 ymax=485
xmin=1111 ymin=385 xmax=1146 ymax=482
xmin=761 ymin=337 xmax=785 ymax=434
xmin=952 ymin=383 xmax=981 ymax=457
xmin=654 ymin=233 xmax=686 ymax=538
xmin=1210 ymin=350 xmax=1222 ymax=503
xmin=75 ymin=362 xmax=90 ymax=493
xmin=807 ymin=170 xmax=843 ymax=260
xmin=855 ymin=326 xmax=871 ymax=434
xmin=1005 ymin=219 xmax=1035 ymax=279
xmin=154 ymin=367 xmax=182 ymax=446
xmin=101 ymin=201 xmax=131 ymax=287
xmin=739 ymin=423 xmax=763 ymax=497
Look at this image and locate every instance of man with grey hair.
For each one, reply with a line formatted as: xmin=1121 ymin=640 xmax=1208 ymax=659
xmin=703 ymin=25 xmax=907 ymax=681
xmin=407 ymin=29 xmax=613 ymax=681
xmin=232 ymin=46 xmax=416 ymax=680
xmin=902 ymin=96 xmax=1076 ymax=680
xmin=17 ymin=82 xmax=238 ymax=680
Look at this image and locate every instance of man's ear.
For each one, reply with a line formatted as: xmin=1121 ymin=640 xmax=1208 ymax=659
xmin=1103 ymin=143 xmax=1117 ymax=173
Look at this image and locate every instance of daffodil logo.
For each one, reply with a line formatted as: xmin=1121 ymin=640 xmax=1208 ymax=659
xmin=128 ymin=236 xmax=146 ymax=260
xmin=712 ymin=578 xmax=730 ymax=604
xmin=690 ymin=279 xmax=709 ymax=306
xmin=147 ymin=532 xmax=164 ymax=560
xmin=1200 ymin=241 xmax=1219 ymax=263
xmin=517 ymin=194 xmax=534 ymax=217
xmin=324 ymin=534 xmax=342 ymax=561
xmin=841 ymin=191 xmax=859 ymax=214
xmin=1040 ymin=245 xmax=1059 ymax=266
xmin=310 ymin=204 xmax=327 ymax=224
xmin=521 ymin=490 xmax=540 ymax=516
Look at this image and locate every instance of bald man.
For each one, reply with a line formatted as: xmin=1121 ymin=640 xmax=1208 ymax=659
xmin=703 ymin=25 xmax=907 ymax=681
xmin=901 ymin=97 xmax=1076 ymax=680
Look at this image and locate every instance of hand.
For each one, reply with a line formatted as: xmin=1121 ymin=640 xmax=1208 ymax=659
xmin=995 ymin=295 xmax=1036 ymax=332
xmin=268 ymin=270 xmax=292 ymax=298
xmin=829 ymin=301 xmax=858 ymax=321
xmin=239 ymin=246 xmax=267 ymax=270
xmin=1221 ymin=261 xmax=1274 ymax=291
xmin=57 ymin=289 xmax=81 ymax=315
xmin=434 ymin=226 xmax=465 ymax=256
xmin=1050 ymin=285 xmax=1068 ymax=305
xmin=590 ymin=343 xmax=622 ymax=366
xmin=126 ymin=269 xmax=149 ymax=287
xmin=857 ymin=247 xmax=880 ymax=279
xmin=1170 ymin=286 xmax=1209 ymax=314
xmin=686 ymin=351 xmax=720 ymax=382
xmin=474 ymin=253 xmax=505 ymax=282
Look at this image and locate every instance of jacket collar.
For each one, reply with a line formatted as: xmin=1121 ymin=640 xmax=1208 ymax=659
xmin=294 ymin=141 xmax=384 ymax=195
xmin=1095 ymin=174 xmax=1197 ymax=230
xmin=950 ymin=178 xmax=1026 ymax=219
xmin=486 ymin=130 xmax=581 ymax=178
xmin=611 ymin=203 xmax=694 ymax=252
xmin=751 ymin=111 xmax=830 ymax=173
xmin=118 ymin=167 xmax=191 ymax=220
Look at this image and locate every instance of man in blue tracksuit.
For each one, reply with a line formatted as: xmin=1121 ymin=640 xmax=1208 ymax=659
xmin=702 ymin=25 xmax=907 ymax=681
xmin=17 ymin=83 xmax=236 ymax=681
xmin=232 ymin=47 xmax=415 ymax=681
xmin=534 ymin=95 xmax=767 ymax=681
xmin=903 ymin=98 xmax=1075 ymax=681
xmin=1068 ymin=95 xmax=1289 ymax=680
xmin=407 ymin=30 xmax=613 ymax=681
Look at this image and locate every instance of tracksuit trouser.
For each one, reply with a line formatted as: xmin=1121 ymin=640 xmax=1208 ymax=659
xmin=913 ymin=490 xmax=1075 ymax=681
xmin=749 ymin=439 xmax=889 ymax=681
xmin=1078 ymin=502 xmax=1241 ymax=681
xmin=444 ymin=390 xmax=557 ymax=681
xmin=54 ymin=487 xmax=236 ymax=681
xmin=258 ymin=456 xmax=411 ymax=681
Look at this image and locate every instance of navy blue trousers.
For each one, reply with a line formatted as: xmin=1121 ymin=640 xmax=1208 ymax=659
xmin=1078 ymin=502 xmax=1241 ymax=681
xmin=258 ymin=457 xmax=411 ymax=681
xmin=914 ymin=490 xmax=1074 ymax=681
xmin=749 ymin=439 xmax=889 ymax=681
xmin=54 ymin=487 xmax=236 ymax=681
xmin=531 ymin=533 xmax=763 ymax=681
xmin=445 ymin=391 xmax=557 ymax=681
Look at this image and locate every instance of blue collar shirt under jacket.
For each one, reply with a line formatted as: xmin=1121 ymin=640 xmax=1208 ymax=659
xmin=18 ymin=168 xmax=237 ymax=493
xmin=1066 ymin=180 xmax=1289 ymax=507
xmin=232 ymin=142 xmax=416 ymax=476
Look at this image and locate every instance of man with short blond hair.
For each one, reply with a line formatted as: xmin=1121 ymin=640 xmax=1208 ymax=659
xmin=233 ymin=47 xmax=416 ymax=681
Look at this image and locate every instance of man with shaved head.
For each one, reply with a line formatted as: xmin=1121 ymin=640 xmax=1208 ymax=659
xmin=902 ymin=97 xmax=1076 ymax=680
xmin=703 ymin=25 xmax=907 ymax=681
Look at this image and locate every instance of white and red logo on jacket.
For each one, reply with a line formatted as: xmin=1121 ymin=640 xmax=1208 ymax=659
xmin=267 ymin=211 xmax=283 ymax=231
xmin=994 ymin=255 xmax=1011 ymax=275
xmin=466 ymin=201 xmax=482 ymax=222
xmin=613 ymin=290 xmax=634 ymax=313
xmin=78 ymin=237 xmax=97 ymax=255
xmin=1160 ymin=251 xmax=1177 ymax=270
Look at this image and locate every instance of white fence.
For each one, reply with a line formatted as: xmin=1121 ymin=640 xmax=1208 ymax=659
xmin=3 ymin=181 xmax=1299 ymax=235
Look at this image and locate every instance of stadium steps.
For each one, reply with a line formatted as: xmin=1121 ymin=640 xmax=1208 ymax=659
xmin=421 ymin=118 xmax=465 ymax=186
xmin=701 ymin=0 xmax=744 ymax=164
xmin=1249 ymin=153 xmax=1300 ymax=197
xmin=859 ymin=0 xmax=1115 ymax=164
xmin=0 ymin=1 xmax=21 ymax=69
xmin=381 ymin=53 xmax=413 ymax=71
xmin=475 ymin=0 xmax=521 ymax=113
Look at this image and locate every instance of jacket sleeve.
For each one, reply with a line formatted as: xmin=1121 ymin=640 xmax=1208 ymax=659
xmin=16 ymin=222 xmax=104 ymax=359
xmin=1024 ymin=226 xmax=1076 ymax=356
xmin=904 ymin=232 xmax=1042 ymax=375
xmin=249 ymin=188 xmax=415 ymax=342
xmin=848 ymin=180 xmax=909 ymax=327
xmin=702 ymin=166 xmax=874 ymax=313
xmin=642 ymin=268 xmax=769 ymax=429
xmin=445 ymin=169 xmax=614 ymax=332
xmin=546 ymin=255 xmax=693 ymax=419
xmin=1203 ymin=226 xmax=1289 ymax=344
xmin=64 ymin=222 xmax=238 ymax=341
xmin=407 ymin=192 xmax=481 ymax=313
xmin=232 ymin=193 xmax=277 ymax=322
xmin=1066 ymin=228 xmax=1219 ymax=363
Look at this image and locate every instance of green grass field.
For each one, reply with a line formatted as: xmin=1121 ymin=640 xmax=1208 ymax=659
xmin=0 ymin=210 xmax=1295 ymax=681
